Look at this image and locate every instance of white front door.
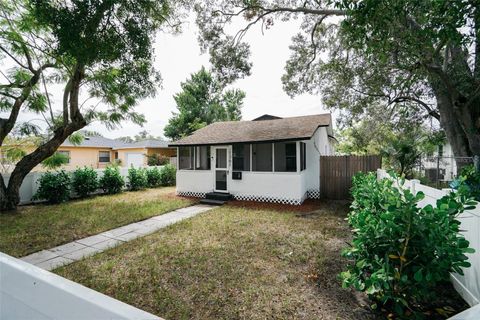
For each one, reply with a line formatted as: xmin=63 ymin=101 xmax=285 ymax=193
xmin=126 ymin=153 xmax=144 ymax=168
xmin=213 ymin=147 xmax=229 ymax=192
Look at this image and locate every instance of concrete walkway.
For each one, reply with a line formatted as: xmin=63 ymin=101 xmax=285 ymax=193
xmin=20 ymin=204 xmax=215 ymax=271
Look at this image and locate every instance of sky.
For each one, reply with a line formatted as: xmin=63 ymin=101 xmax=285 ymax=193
xmin=5 ymin=14 xmax=331 ymax=140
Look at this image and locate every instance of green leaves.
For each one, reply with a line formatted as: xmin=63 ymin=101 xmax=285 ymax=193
xmin=99 ymin=165 xmax=125 ymax=194
xmin=33 ymin=170 xmax=71 ymax=204
xmin=164 ymin=67 xmax=245 ymax=140
xmin=72 ymin=166 xmax=99 ymax=198
xmin=42 ymin=152 xmax=69 ymax=169
xmin=341 ymin=172 xmax=475 ymax=316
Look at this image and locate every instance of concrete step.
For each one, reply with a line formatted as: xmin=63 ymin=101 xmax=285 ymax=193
xmin=205 ymin=192 xmax=232 ymax=201
xmin=200 ymin=199 xmax=225 ymax=206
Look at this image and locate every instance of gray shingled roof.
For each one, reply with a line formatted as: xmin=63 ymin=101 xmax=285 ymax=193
xmin=61 ymin=136 xmax=126 ymax=148
xmin=118 ymin=139 xmax=169 ymax=149
xmin=169 ymin=114 xmax=332 ymax=146
xmin=61 ymin=136 xmax=170 ymax=149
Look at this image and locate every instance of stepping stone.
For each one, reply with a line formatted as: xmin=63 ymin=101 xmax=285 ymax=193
xmin=63 ymin=246 xmax=102 ymax=260
xmin=21 ymin=250 xmax=58 ymax=265
xmin=91 ymin=238 xmax=123 ymax=250
xmin=115 ymin=231 xmax=141 ymax=242
xmin=36 ymin=256 xmax=73 ymax=271
xmin=76 ymin=234 xmax=111 ymax=246
xmin=50 ymin=242 xmax=88 ymax=255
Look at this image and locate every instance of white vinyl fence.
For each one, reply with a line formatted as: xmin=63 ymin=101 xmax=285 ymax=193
xmin=377 ymin=169 xmax=480 ymax=308
xmin=0 ymin=252 xmax=160 ymax=320
xmin=1 ymin=166 xmax=165 ymax=205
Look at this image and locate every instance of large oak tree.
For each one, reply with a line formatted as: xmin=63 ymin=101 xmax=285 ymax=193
xmin=0 ymin=0 xmax=177 ymax=210
xmin=195 ymin=0 xmax=480 ymax=160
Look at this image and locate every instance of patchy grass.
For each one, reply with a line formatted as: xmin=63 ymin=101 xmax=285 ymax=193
xmin=56 ymin=201 xmax=376 ymax=320
xmin=0 ymin=187 xmax=195 ymax=257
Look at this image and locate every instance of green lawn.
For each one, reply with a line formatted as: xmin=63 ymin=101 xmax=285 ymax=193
xmin=0 ymin=187 xmax=195 ymax=257
xmin=55 ymin=201 xmax=371 ymax=320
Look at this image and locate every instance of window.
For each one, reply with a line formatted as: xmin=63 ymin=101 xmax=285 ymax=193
xmin=232 ymin=143 xmax=250 ymax=171
xmin=114 ymin=152 xmax=118 ymax=159
xmin=438 ymin=145 xmax=444 ymax=157
xmin=179 ymin=146 xmax=194 ymax=170
xmin=98 ymin=151 xmax=110 ymax=163
xmin=274 ymin=142 xmax=297 ymax=172
xmin=252 ymin=143 xmax=272 ymax=172
xmin=300 ymin=142 xmax=306 ymax=171
xmin=58 ymin=150 xmax=70 ymax=164
xmin=195 ymin=146 xmax=210 ymax=170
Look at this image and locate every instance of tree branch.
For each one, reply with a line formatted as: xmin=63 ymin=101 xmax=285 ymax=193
xmin=0 ymin=44 xmax=29 ymax=70
xmin=389 ymin=95 xmax=440 ymax=120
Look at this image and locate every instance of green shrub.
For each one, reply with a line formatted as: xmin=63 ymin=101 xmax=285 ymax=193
xmin=147 ymin=154 xmax=169 ymax=166
xmin=341 ymin=172 xmax=475 ymax=316
xmin=99 ymin=165 xmax=124 ymax=194
xmin=72 ymin=166 xmax=98 ymax=198
xmin=159 ymin=164 xmax=176 ymax=186
xmin=34 ymin=170 xmax=71 ymax=204
xmin=128 ymin=167 xmax=148 ymax=191
xmin=450 ymin=164 xmax=480 ymax=201
xmin=146 ymin=167 xmax=162 ymax=187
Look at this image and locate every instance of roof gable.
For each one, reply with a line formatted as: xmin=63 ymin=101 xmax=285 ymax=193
xmin=170 ymin=113 xmax=332 ymax=146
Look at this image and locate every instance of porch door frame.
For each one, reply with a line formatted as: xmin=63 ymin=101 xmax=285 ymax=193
xmin=213 ymin=145 xmax=229 ymax=193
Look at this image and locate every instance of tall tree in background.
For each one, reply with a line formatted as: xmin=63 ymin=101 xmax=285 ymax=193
xmin=195 ymin=0 xmax=480 ymax=159
xmin=0 ymin=0 xmax=177 ymax=211
xmin=164 ymin=67 xmax=245 ymax=140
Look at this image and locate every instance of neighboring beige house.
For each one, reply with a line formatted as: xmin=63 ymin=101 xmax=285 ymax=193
xmin=57 ymin=136 xmax=175 ymax=170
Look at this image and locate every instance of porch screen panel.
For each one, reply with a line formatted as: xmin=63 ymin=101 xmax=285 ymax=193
xmin=274 ymin=142 xmax=297 ymax=172
xmin=300 ymin=142 xmax=306 ymax=171
xmin=252 ymin=143 xmax=272 ymax=172
xmin=232 ymin=143 xmax=250 ymax=171
xmin=179 ymin=146 xmax=194 ymax=170
xmin=195 ymin=146 xmax=210 ymax=170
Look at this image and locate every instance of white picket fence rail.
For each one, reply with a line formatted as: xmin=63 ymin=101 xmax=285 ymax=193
xmin=1 ymin=165 xmax=165 ymax=205
xmin=0 ymin=252 xmax=160 ymax=320
xmin=377 ymin=169 xmax=480 ymax=309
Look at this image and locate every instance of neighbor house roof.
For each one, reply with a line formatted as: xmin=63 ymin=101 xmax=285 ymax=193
xmin=252 ymin=114 xmax=283 ymax=121
xmin=60 ymin=136 xmax=126 ymax=149
xmin=169 ymin=114 xmax=332 ymax=146
xmin=114 ymin=139 xmax=170 ymax=149
xmin=61 ymin=136 xmax=171 ymax=149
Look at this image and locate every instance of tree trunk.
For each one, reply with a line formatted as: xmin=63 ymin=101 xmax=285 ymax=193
xmin=0 ymin=121 xmax=86 ymax=211
xmin=435 ymin=94 xmax=472 ymax=157
xmin=0 ymin=66 xmax=86 ymax=212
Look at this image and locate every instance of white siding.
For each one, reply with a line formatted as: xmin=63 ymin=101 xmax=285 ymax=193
xmin=176 ymin=170 xmax=213 ymax=196
xmin=175 ymin=130 xmax=334 ymax=204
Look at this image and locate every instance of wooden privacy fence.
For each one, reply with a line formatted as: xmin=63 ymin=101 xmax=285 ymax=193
xmin=320 ymin=155 xmax=382 ymax=200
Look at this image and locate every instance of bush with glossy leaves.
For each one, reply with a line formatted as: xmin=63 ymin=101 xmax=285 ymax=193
xmin=72 ymin=166 xmax=99 ymax=198
xmin=99 ymin=165 xmax=124 ymax=194
xmin=341 ymin=172 xmax=475 ymax=316
xmin=34 ymin=170 xmax=71 ymax=204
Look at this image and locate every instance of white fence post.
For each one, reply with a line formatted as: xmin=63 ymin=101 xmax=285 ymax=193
xmin=410 ymin=179 xmax=419 ymax=195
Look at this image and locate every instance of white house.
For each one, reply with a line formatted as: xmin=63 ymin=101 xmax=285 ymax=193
xmin=421 ymin=142 xmax=473 ymax=182
xmin=169 ymin=114 xmax=336 ymax=205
